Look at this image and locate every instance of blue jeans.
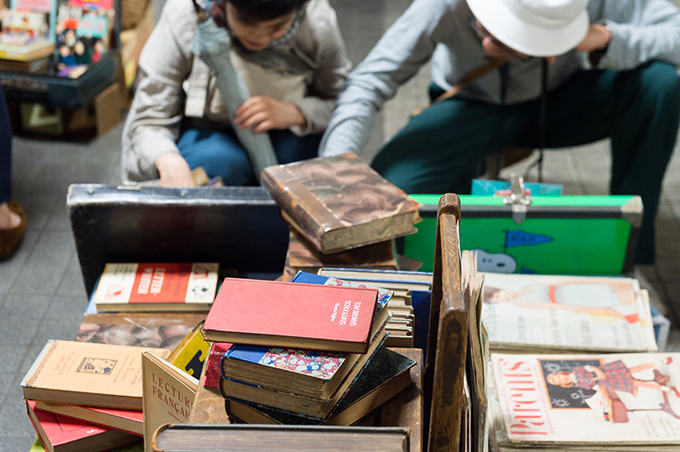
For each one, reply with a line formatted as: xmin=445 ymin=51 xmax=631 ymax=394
xmin=372 ymin=62 xmax=680 ymax=264
xmin=177 ymin=127 xmax=322 ymax=186
xmin=0 ymin=84 xmax=12 ymax=204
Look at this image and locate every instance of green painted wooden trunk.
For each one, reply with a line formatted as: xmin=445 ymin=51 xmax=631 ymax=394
xmin=402 ymin=195 xmax=642 ymax=275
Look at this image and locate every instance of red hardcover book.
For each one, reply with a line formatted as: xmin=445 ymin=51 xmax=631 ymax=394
xmin=93 ymin=263 xmax=219 ymax=312
xmin=26 ymin=401 xmax=141 ymax=452
xmin=203 ymin=278 xmax=379 ymax=353
xmin=204 ymin=343 xmax=233 ymax=388
xmin=33 ymin=401 xmax=144 ymax=436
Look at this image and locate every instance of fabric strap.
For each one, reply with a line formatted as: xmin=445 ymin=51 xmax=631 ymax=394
xmin=411 ymin=56 xmax=509 ymax=116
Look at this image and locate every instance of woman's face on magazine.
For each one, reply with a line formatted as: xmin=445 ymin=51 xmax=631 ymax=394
xmin=226 ymin=3 xmax=296 ymax=51
xmin=547 ymin=372 xmax=573 ymax=387
xmin=489 ymin=290 xmax=513 ymax=304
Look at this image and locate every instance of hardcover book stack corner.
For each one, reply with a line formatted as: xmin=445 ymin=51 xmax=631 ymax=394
xmin=202 ymin=277 xmax=418 ymax=426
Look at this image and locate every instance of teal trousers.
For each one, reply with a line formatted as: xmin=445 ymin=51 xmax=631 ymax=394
xmin=372 ymin=62 xmax=680 ymax=264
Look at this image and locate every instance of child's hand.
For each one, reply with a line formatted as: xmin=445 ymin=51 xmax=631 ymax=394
xmin=156 ymin=153 xmax=196 ymax=187
xmin=234 ymin=96 xmax=307 ymax=133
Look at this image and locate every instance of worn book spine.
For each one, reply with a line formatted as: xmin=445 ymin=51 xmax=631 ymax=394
xmin=151 ymin=424 xmax=410 ymax=452
xmin=261 ymin=167 xmax=344 ymax=252
xmin=286 ymin=231 xmax=398 ymax=272
xmin=142 ymin=352 xmax=199 ymax=452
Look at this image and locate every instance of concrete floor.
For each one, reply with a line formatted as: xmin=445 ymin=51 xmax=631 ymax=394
xmin=2 ymin=0 xmax=680 ymax=450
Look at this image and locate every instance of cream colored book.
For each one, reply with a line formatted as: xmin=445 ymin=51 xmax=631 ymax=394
xmin=142 ymin=351 xmax=198 ymax=452
xmin=21 ymin=340 xmax=169 ymax=410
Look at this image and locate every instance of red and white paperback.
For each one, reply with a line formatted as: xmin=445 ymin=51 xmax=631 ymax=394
xmin=491 ymin=352 xmax=680 ymax=446
xmin=94 ymin=263 xmax=219 ymax=312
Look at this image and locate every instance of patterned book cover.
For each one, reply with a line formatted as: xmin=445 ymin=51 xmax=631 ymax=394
xmin=262 ymin=152 xmax=421 ymax=253
xmin=224 ymin=346 xmax=345 ymax=382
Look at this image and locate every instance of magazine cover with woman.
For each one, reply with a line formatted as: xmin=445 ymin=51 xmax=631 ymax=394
xmin=492 ymin=353 xmax=680 ymax=445
xmin=482 ymin=273 xmax=657 ymax=352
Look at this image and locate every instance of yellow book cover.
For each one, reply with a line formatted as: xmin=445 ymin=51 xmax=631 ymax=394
xmin=142 ymin=351 xmax=198 ymax=452
xmin=167 ymin=321 xmax=210 ymax=379
xmin=21 ymin=340 xmax=169 ymax=410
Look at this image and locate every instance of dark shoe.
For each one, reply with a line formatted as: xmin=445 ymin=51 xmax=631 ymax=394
xmin=0 ymin=200 xmax=26 ymax=260
xmin=654 ymin=369 xmax=671 ymax=386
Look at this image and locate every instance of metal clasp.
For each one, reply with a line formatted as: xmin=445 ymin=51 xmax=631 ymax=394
xmin=502 ymin=174 xmax=532 ymax=225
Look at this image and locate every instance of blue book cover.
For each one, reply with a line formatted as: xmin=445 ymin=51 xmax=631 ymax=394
xmin=291 ymin=271 xmax=393 ymax=314
xmin=84 ymin=274 xmax=102 ymax=315
xmin=411 ymin=289 xmax=432 ymax=352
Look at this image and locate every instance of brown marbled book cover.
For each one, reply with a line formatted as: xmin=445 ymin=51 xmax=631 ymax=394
xmin=262 ymin=153 xmax=421 ymax=254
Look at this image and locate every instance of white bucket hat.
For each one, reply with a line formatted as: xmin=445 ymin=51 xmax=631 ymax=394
xmin=466 ymin=0 xmax=590 ymax=57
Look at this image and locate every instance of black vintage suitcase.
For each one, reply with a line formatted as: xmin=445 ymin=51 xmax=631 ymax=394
xmin=1 ymin=52 xmax=117 ymax=109
xmin=67 ymin=184 xmax=290 ymax=297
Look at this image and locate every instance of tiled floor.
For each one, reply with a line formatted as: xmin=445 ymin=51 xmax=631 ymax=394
xmin=2 ymin=0 xmax=680 ymax=450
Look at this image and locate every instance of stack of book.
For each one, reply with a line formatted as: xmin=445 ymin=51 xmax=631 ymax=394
xmin=20 ymin=340 xmax=172 ymax=452
xmin=316 ymin=268 xmax=434 ymax=348
xmin=21 ymin=262 xmax=223 ymax=452
xmin=0 ymin=9 xmax=55 ymax=74
xmin=202 ymin=278 xmax=417 ymax=425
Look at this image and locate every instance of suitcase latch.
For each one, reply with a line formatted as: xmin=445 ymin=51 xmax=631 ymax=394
xmin=502 ymin=174 xmax=531 ymax=225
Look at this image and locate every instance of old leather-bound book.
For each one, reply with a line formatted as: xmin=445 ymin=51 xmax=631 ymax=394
xmin=284 ymin=230 xmax=398 ymax=277
xmin=262 ymin=153 xmax=421 ymax=254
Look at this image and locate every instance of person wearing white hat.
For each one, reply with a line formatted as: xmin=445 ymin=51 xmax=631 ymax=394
xmin=320 ymin=0 xmax=680 ymax=265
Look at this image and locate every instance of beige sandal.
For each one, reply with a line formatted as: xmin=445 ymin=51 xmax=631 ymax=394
xmin=0 ymin=200 xmax=27 ymax=260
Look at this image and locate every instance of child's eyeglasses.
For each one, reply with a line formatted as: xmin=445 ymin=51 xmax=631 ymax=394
xmin=468 ymin=14 xmax=531 ymax=62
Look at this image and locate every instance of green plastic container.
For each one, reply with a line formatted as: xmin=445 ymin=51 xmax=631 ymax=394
xmin=402 ymin=194 xmax=642 ymax=275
